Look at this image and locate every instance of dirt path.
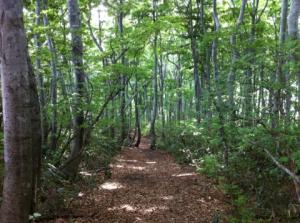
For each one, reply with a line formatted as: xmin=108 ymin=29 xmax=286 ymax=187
xmin=55 ymin=138 xmax=231 ymax=223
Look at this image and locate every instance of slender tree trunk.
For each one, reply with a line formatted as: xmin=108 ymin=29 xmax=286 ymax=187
xmin=118 ymin=0 xmax=127 ymax=144
xmin=35 ymin=0 xmax=48 ymax=150
xmin=275 ymin=0 xmax=288 ymax=124
xmin=188 ymin=0 xmax=201 ymax=123
xmin=159 ymin=49 xmax=165 ymax=138
xmin=227 ymin=0 xmax=247 ymax=120
xmin=287 ymin=0 xmax=300 ymax=122
xmin=60 ymin=0 xmax=86 ymax=179
xmin=213 ymin=0 xmax=229 ymax=166
xmin=150 ymin=0 xmax=158 ymax=149
xmin=0 ymin=0 xmax=42 ymax=221
xmin=43 ymin=0 xmax=58 ymax=151
xmin=134 ymin=76 xmax=141 ymax=147
xmin=177 ymin=54 xmax=183 ymax=121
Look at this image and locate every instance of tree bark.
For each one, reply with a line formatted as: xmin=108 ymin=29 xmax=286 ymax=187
xmin=35 ymin=0 xmax=48 ymax=150
xmin=60 ymin=0 xmax=86 ymax=179
xmin=227 ymin=0 xmax=247 ymax=120
xmin=188 ymin=0 xmax=202 ymax=123
xmin=43 ymin=0 xmax=58 ymax=151
xmin=150 ymin=0 xmax=158 ymax=150
xmin=118 ymin=0 xmax=127 ymax=144
xmin=212 ymin=0 xmax=229 ymax=166
xmin=0 ymin=0 xmax=42 ymax=221
xmin=134 ymin=76 xmax=141 ymax=147
xmin=287 ymin=0 xmax=300 ymax=122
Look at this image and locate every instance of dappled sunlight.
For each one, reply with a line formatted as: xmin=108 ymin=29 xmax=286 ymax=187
xmin=99 ymin=181 xmax=124 ymax=190
xmin=108 ymin=204 xmax=169 ymax=215
xmin=79 ymin=171 xmax=93 ymax=176
xmin=108 ymin=204 xmax=136 ymax=212
xmin=141 ymin=206 xmax=168 ymax=214
xmin=172 ymin=173 xmax=197 ymax=177
xmin=161 ymin=195 xmax=174 ymax=201
xmin=130 ymin=166 xmax=146 ymax=171
xmin=145 ymin=161 xmax=157 ymax=164
xmin=54 ymin=137 xmax=231 ymax=223
xmin=112 ymin=164 xmax=124 ymax=168
xmin=112 ymin=163 xmax=146 ymax=171
xmin=78 ymin=192 xmax=84 ymax=197
xmin=117 ymin=159 xmax=138 ymax=163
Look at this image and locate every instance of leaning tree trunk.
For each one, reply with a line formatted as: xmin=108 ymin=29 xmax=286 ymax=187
xmin=0 ymin=0 xmax=42 ymax=222
xmin=60 ymin=0 xmax=86 ymax=179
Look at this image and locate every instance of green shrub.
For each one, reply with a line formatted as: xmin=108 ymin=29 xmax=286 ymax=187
xmin=198 ymin=154 xmax=220 ymax=178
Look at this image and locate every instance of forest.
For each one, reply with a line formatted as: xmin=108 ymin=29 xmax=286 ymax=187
xmin=0 ymin=0 xmax=300 ymax=222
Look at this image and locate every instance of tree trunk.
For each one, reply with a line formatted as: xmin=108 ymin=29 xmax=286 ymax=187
xmin=60 ymin=0 xmax=86 ymax=179
xmin=177 ymin=54 xmax=183 ymax=121
xmin=212 ymin=0 xmax=229 ymax=166
xmin=134 ymin=76 xmax=141 ymax=147
xmin=227 ymin=0 xmax=247 ymax=120
xmin=35 ymin=0 xmax=48 ymax=150
xmin=43 ymin=0 xmax=58 ymax=151
xmin=159 ymin=47 xmax=165 ymax=138
xmin=150 ymin=0 xmax=158 ymax=150
xmin=0 ymin=0 xmax=42 ymax=221
xmin=118 ymin=0 xmax=127 ymax=144
xmin=287 ymin=0 xmax=300 ymax=122
xmin=275 ymin=0 xmax=288 ymax=124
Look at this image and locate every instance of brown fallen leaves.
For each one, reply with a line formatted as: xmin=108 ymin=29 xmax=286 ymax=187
xmin=49 ymin=138 xmax=231 ymax=223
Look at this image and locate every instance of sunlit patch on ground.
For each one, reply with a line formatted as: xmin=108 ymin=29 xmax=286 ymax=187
xmin=79 ymin=171 xmax=93 ymax=176
xmin=112 ymin=163 xmax=146 ymax=171
xmin=78 ymin=192 xmax=84 ymax=197
xmin=141 ymin=206 xmax=168 ymax=214
xmin=130 ymin=166 xmax=145 ymax=171
xmin=161 ymin=195 xmax=174 ymax=200
xmin=99 ymin=181 xmax=124 ymax=190
xmin=112 ymin=164 xmax=124 ymax=168
xmin=108 ymin=204 xmax=168 ymax=215
xmin=172 ymin=173 xmax=197 ymax=177
xmin=108 ymin=204 xmax=136 ymax=212
xmin=145 ymin=161 xmax=156 ymax=164
xmin=58 ymin=138 xmax=231 ymax=223
xmin=117 ymin=159 xmax=138 ymax=163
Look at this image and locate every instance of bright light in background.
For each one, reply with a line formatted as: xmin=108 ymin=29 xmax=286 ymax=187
xmin=91 ymin=3 xmax=113 ymax=29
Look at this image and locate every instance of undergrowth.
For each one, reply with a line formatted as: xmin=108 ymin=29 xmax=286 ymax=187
xmin=157 ymin=119 xmax=300 ymax=223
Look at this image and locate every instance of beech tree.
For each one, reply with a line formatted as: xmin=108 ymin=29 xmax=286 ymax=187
xmin=0 ymin=0 xmax=300 ymax=221
xmin=0 ymin=0 xmax=41 ymax=222
xmin=60 ymin=0 xmax=87 ymax=178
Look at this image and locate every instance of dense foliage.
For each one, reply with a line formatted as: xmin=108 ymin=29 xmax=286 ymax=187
xmin=0 ymin=0 xmax=299 ymax=222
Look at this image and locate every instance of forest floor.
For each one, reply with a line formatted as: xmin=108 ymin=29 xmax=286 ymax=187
xmin=47 ymin=138 xmax=232 ymax=223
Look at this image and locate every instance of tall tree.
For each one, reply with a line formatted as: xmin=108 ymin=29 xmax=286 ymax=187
xmin=60 ymin=0 xmax=86 ymax=178
xmin=150 ymin=0 xmax=159 ymax=149
xmin=0 ymin=0 xmax=42 ymax=221
xmin=43 ymin=0 xmax=59 ymax=151
xmin=287 ymin=0 xmax=300 ymax=122
xmin=118 ymin=0 xmax=127 ymax=144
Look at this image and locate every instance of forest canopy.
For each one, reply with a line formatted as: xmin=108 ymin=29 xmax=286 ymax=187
xmin=0 ymin=0 xmax=300 ymax=222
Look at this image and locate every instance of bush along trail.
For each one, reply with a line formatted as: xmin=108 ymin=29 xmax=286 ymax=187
xmin=1 ymin=0 xmax=300 ymax=222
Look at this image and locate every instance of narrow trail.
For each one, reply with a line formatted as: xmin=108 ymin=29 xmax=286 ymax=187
xmin=56 ymin=138 xmax=231 ymax=223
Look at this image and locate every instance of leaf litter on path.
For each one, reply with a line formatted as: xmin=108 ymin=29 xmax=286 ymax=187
xmin=46 ymin=138 xmax=231 ymax=223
